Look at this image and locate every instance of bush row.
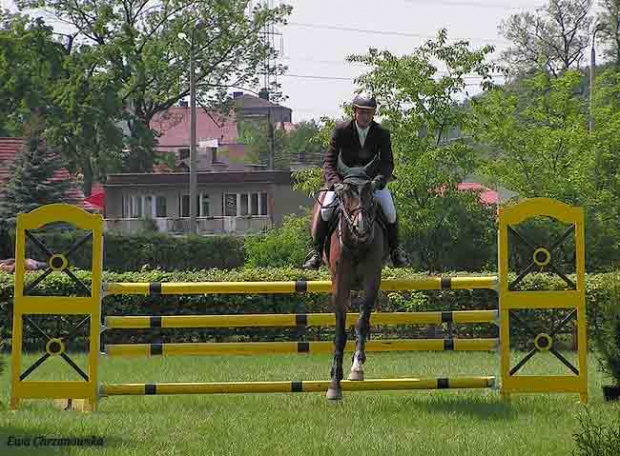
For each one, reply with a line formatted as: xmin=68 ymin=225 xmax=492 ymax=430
xmin=7 ymin=229 xmax=245 ymax=272
xmin=1 ymin=268 xmax=614 ymax=351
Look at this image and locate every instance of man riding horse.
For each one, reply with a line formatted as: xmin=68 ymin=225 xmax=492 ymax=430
xmin=303 ymin=94 xmax=408 ymax=269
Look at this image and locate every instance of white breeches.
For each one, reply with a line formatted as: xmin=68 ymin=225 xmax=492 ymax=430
xmin=320 ymin=188 xmax=397 ymax=223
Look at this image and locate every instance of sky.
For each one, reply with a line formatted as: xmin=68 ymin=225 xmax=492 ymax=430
xmin=2 ymin=0 xmax=566 ymax=122
xmin=275 ymin=0 xmax=547 ymax=121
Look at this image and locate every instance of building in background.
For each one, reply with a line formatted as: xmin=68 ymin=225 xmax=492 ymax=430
xmin=104 ymin=93 xmax=310 ymax=235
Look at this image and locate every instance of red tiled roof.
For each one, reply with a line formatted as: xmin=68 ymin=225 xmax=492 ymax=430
xmin=150 ymin=107 xmax=239 ymax=149
xmin=0 ymin=137 xmax=97 ymax=210
xmin=0 ymin=138 xmax=24 ymax=189
xmin=457 ymin=182 xmax=498 ymax=205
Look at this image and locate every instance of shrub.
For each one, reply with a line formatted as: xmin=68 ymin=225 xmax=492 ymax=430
xmin=244 ymin=213 xmax=311 ymax=268
xmin=589 ymin=271 xmax=620 ymax=386
xmin=24 ymin=230 xmax=245 ymax=272
xmin=573 ymin=409 xmax=620 ymax=456
xmin=1 ymin=269 xmax=593 ymax=347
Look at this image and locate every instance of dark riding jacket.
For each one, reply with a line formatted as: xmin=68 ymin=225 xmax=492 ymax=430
xmin=323 ymin=120 xmax=394 ymax=188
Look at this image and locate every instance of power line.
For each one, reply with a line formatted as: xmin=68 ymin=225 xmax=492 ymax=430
xmin=402 ymin=0 xmax=544 ymax=11
xmin=281 ymin=74 xmax=353 ymax=81
xmin=281 ymin=57 xmax=506 ymax=79
xmin=280 ymin=73 xmax=504 ymax=84
xmin=287 ymin=22 xmax=511 ymax=45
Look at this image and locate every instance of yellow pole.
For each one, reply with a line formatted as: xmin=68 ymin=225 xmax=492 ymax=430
xmin=105 ymin=339 xmax=498 ymax=357
xmin=104 ymin=310 xmax=498 ymax=329
xmin=104 ymin=276 xmax=498 ymax=296
xmin=101 ymin=376 xmax=496 ymax=396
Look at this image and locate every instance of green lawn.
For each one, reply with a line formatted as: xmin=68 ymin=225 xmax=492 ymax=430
xmin=1 ymin=352 xmax=618 ymax=456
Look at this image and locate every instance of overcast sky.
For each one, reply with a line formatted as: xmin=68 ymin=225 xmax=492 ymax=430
xmin=276 ymin=0 xmax=547 ymax=121
xmin=3 ymin=0 xmax=566 ymax=122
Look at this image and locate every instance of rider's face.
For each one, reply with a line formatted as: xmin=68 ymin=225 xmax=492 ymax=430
xmin=354 ymin=107 xmax=375 ymax=128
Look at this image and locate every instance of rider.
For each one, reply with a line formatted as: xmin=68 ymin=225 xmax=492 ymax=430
xmin=303 ymin=94 xmax=408 ymax=269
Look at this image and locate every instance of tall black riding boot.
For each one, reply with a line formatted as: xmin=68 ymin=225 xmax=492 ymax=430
xmin=303 ymin=215 xmax=330 ymax=270
xmin=386 ymin=218 xmax=408 ymax=268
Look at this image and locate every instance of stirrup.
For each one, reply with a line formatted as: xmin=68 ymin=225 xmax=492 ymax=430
xmin=303 ymin=251 xmax=322 ymax=270
xmin=390 ymin=248 xmax=408 ymax=268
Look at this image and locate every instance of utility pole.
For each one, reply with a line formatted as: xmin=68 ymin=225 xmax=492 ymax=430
xmin=189 ymin=49 xmax=197 ymax=233
xmin=589 ymin=22 xmax=604 ymax=133
xmin=589 ymin=33 xmax=596 ymax=133
xmin=268 ymin=106 xmax=274 ymax=170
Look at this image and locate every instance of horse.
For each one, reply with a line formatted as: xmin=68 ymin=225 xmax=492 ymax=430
xmin=311 ymin=156 xmax=387 ymax=400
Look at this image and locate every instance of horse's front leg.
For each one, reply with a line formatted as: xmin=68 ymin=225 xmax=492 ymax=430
xmin=326 ymin=275 xmax=351 ymax=400
xmin=349 ymin=273 xmax=381 ymax=381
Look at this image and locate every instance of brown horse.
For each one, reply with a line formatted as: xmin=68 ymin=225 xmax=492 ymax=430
xmin=311 ymin=157 xmax=387 ymax=400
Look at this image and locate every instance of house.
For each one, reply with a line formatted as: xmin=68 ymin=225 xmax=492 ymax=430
xmin=104 ymin=93 xmax=311 ymax=235
xmin=150 ymin=91 xmax=294 ymax=173
xmin=104 ymin=170 xmax=311 ymax=234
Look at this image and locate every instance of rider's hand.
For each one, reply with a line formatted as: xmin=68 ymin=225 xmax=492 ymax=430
xmin=334 ymin=183 xmax=346 ymax=195
xmin=371 ymin=176 xmax=386 ymax=191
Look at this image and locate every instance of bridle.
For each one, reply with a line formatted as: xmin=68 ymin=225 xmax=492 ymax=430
xmin=337 ymin=182 xmax=377 ymax=249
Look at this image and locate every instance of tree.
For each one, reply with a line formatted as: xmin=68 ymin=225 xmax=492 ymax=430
xmin=597 ymin=0 xmax=620 ymax=66
xmin=343 ymin=30 xmax=498 ymax=271
xmin=499 ymin=0 xmax=593 ymax=77
xmin=285 ymin=120 xmax=324 ymax=166
xmin=237 ymin=118 xmax=324 ymax=170
xmin=0 ymin=13 xmax=126 ymax=196
xmin=472 ymin=69 xmax=620 ymax=270
xmin=587 ymin=67 xmax=620 ymax=267
xmin=472 ymin=70 xmax=593 ymax=203
xmin=0 ymin=116 xmax=72 ymax=223
xmin=45 ymin=45 xmax=125 ymax=196
xmin=16 ymin=0 xmax=292 ymax=172
xmin=0 ymin=14 xmax=65 ymax=136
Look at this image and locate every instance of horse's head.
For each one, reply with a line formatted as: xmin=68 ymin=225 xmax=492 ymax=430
xmin=336 ymin=156 xmax=378 ymax=245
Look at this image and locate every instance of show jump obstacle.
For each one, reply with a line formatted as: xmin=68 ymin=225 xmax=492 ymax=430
xmin=9 ymin=198 xmax=588 ymax=410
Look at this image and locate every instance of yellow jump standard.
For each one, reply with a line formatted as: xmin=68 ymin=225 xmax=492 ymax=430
xmin=9 ymin=198 xmax=588 ymax=410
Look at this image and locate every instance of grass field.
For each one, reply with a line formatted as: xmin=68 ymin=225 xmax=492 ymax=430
xmin=1 ymin=351 xmax=619 ymax=456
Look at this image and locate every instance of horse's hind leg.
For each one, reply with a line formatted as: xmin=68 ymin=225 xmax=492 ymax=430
xmin=349 ymin=275 xmax=381 ymax=381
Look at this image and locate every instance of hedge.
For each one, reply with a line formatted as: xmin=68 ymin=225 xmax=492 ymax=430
xmin=2 ymin=268 xmax=613 ymax=352
xmin=8 ymin=229 xmax=245 ymax=272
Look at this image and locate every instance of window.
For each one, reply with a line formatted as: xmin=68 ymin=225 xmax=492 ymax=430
xmin=200 ymin=194 xmax=210 ymax=217
xmin=224 ymin=193 xmax=238 ymax=216
xmin=133 ymin=197 xmax=143 ymax=218
xmin=240 ymin=194 xmax=249 ymax=216
xmin=211 ymin=147 xmax=218 ymax=164
xmin=180 ymin=194 xmax=190 ymax=218
xmin=260 ymin=192 xmax=268 ymax=216
xmin=144 ymin=196 xmax=153 ymax=218
xmin=221 ymin=192 xmax=269 ymax=217
xmin=123 ymin=194 xmax=167 ymax=218
xmin=156 ymin=196 xmax=167 ymax=217
xmin=180 ymin=193 xmax=210 ymax=217
xmin=251 ymin=193 xmax=259 ymax=215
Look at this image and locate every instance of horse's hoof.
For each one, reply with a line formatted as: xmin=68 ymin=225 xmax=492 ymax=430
xmin=326 ymin=387 xmax=342 ymax=400
xmin=348 ymin=370 xmax=364 ymax=381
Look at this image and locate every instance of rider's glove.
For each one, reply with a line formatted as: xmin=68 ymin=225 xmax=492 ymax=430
xmin=371 ymin=175 xmax=386 ymax=191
